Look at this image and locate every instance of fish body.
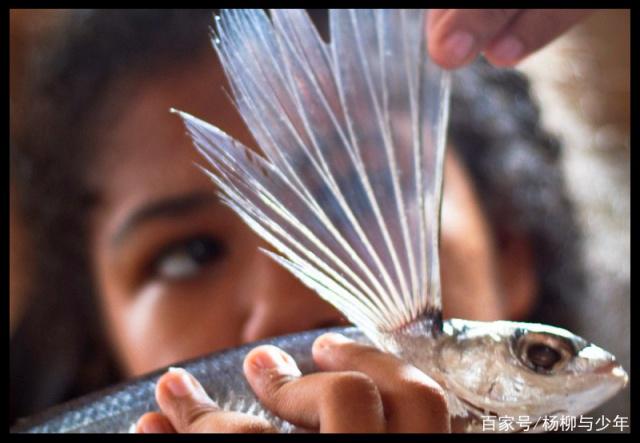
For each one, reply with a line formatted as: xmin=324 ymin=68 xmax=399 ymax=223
xmin=12 ymin=318 xmax=626 ymax=433
xmin=13 ymin=8 xmax=628 ymax=433
xmin=12 ymin=327 xmax=366 ymax=433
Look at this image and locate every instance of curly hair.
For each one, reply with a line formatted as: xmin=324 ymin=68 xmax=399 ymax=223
xmin=10 ymin=9 xmax=585 ymax=423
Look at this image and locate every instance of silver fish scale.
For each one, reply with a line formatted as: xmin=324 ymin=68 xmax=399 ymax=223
xmin=13 ymin=326 xmax=366 ymax=433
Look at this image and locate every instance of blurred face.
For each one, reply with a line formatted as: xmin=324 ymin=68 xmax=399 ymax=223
xmin=89 ymin=55 xmax=535 ymax=377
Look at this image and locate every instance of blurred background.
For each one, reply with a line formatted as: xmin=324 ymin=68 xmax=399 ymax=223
xmin=517 ymin=9 xmax=630 ymax=426
xmin=9 ymin=9 xmax=630 ymax=432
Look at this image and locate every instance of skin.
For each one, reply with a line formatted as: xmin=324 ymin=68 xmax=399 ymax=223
xmin=427 ymin=9 xmax=594 ymax=69
xmin=87 ymin=53 xmax=536 ymax=433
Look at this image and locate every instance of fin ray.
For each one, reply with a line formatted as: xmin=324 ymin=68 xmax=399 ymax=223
xmin=176 ymin=9 xmax=450 ymax=334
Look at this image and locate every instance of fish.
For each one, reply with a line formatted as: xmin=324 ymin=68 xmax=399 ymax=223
xmin=12 ymin=8 xmax=628 ymax=433
xmin=11 ymin=326 xmax=369 ymax=433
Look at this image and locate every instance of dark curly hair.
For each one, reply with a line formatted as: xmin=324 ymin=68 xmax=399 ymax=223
xmin=10 ymin=9 xmax=585 ymax=424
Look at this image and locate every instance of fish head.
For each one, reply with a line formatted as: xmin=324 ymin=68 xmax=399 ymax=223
xmin=427 ymin=319 xmax=628 ymax=419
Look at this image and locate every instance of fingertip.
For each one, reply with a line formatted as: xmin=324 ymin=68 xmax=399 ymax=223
xmin=243 ymin=345 xmax=301 ymax=378
xmin=153 ymin=369 xmax=222 ymax=432
xmin=313 ymin=332 xmax=352 ymax=353
xmin=484 ymin=35 xmax=526 ymax=67
xmin=243 ymin=346 xmax=265 ymax=378
xmin=135 ymin=412 xmax=175 ymax=433
xmin=155 ymin=367 xmax=209 ymax=410
xmin=243 ymin=345 xmax=278 ymax=375
xmin=155 ymin=368 xmax=187 ymax=407
xmin=154 ymin=371 xmax=173 ymax=407
xmin=428 ymin=34 xmax=477 ymax=70
xmin=426 ymin=10 xmax=477 ymax=70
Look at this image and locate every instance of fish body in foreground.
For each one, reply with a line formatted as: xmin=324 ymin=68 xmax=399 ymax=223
xmin=11 ymin=327 xmax=364 ymax=433
xmin=12 ymin=319 xmax=626 ymax=433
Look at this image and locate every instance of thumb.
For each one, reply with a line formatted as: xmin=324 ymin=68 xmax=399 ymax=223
xmin=155 ymin=367 xmax=221 ymax=432
xmin=154 ymin=367 xmax=276 ymax=433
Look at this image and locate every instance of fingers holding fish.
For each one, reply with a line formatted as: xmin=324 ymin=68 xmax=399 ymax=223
xmin=243 ymin=337 xmax=450 ymax=433
xmin=243 ymin=345 xmax=386 ymax=432
xmin=147 ymin=367 xmax=276 ymax=433
xmin=311 ymin=333 xmax=450 ymax=432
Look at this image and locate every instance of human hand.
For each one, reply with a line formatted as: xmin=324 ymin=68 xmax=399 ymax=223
xmin=135 ymin=333 xmax=450 ymax=433
xmin=427 ymin=9 xmax=593 ymax=69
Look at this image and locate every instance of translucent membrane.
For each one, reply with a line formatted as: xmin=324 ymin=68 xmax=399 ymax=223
xmin=178 ymin=9 xmax=451 ymax=337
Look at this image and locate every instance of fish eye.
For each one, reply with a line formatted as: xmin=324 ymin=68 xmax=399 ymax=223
xmin=515 ymin=332 xmax=574 ymax=374
xmin=527 ymin=344 xmax=561 ymax=370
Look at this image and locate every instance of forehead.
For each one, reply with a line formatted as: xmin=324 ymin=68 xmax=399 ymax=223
xmin=86 ymin=53 xmax=475 ymax=248
xmin=90 ymin=55 xmax=471 ymax=208
xmin=89 ymin=56 xmax=253 ymax=210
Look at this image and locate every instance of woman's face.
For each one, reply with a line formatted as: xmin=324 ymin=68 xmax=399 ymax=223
xmin=89 ymin=56 xmax=535 ymax=377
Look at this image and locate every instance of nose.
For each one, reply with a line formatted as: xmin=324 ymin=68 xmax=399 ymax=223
xmin=240 ymin=251 xmax=347 ymax=344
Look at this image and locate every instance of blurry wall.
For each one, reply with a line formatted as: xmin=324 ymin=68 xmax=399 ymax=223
xmin=518 ymin=9 xmax=630 ymax=425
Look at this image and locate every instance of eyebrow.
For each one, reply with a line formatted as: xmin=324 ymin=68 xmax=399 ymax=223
xmin=111 ymin=191 xmax=220 ymax=248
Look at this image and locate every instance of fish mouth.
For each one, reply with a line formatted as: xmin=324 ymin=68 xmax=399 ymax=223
xmin=612 ymin=366 xmax=629 ymax=386
xmin=579 ymin=344 xmax=628 ymax=386
xmin=594 ymin=361 xmax=629 ymax=385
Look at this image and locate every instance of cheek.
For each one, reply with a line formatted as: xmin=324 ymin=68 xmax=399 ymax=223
xmin=93 ymin=225 xmax=262 ymax=377
xmin=98 ymin=272 xmax=245 ymax=377
xmin=439 ymin=226 xmax=503 ymax=321
xmin=438 ymin=169 xmax=504 ymax=321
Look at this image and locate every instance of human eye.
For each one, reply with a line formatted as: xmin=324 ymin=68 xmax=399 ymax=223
xmin=150 ymin=235 xmax=228 ymax=281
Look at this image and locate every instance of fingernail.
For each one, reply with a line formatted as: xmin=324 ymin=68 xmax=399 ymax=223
xmin=442 ymin=31 xmax=475 ymax=65
xmin=249 ymin=346 xmax=301 ymax=376
xmin=137 ymin=419 xmax=166 ymax=434
xmin=166 ymin=367 xmax=194 ymax=397
xmin=489 ymin=36 xmax=524 ymax=63
xmin=314 ymin=333 xmax=353 ymax=351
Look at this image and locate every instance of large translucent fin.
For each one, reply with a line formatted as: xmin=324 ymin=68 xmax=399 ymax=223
xmin=175 ymin=9 xmax=450 ymax=337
